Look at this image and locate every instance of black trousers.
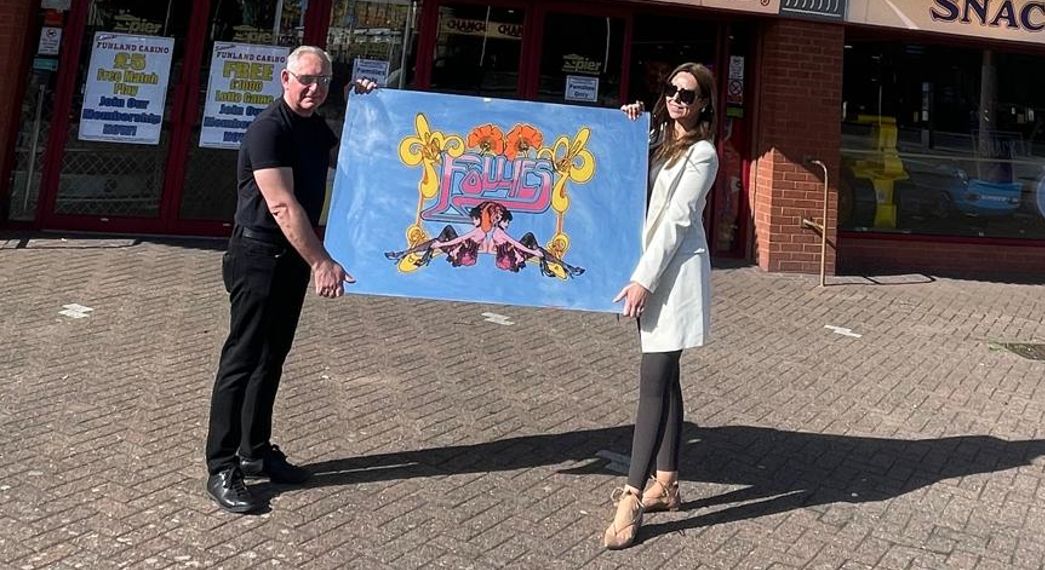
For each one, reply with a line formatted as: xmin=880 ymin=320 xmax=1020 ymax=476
xmin=627 ymin=350 xmax=684 ymax=490
xmin=205 ymin=233 xmax=310 ymax=475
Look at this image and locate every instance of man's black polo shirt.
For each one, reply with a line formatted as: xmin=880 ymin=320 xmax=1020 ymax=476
xmin=234 ymin=98 xmax=338 ymax=232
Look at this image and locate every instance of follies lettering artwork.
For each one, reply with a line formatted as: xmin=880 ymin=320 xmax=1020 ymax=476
xmin=383 ymin=115 xmax=594 ymax=280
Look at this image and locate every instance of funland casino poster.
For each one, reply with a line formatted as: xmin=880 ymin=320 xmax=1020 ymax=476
xmin=324 ymin=90 xmax=649 ymax=313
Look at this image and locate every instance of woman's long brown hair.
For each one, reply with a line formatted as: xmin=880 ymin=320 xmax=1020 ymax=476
xmin=650 ymin=63 xmax=717 ymax=167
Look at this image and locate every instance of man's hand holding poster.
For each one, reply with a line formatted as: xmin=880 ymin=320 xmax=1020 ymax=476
xmin=325 ymin=90 xmax=649 ymax=313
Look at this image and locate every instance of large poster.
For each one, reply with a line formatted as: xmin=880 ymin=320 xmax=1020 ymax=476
xmin=78 ymin=32 xmax=174 ymax=145
xmin=325 ymin=90 xmax=649 ymax=313
xmin=200 ymin=42 xmax=288 ymax=149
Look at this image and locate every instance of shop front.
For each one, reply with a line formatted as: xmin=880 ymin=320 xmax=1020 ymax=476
xmin=838 ymin=0 xmax=1045 ymax=274
xmin=0 ymin=0 xmax=769 ymax=259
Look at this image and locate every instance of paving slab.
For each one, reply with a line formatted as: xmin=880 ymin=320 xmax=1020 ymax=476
xmin=1 ymin=235 xmax=1044 ymax=569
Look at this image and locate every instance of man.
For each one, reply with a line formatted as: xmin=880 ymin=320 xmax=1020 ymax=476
xmin=205 ymin=45 xmax=376 ymax=513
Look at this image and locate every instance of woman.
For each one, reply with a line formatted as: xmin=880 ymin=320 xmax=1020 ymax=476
xmin=604 ymin=62 xmax=719 ymax=550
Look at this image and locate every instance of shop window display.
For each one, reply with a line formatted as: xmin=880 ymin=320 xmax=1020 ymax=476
xmin=841 ymin=38 xmax=1045 ymax=240
xmin=430 ymin=4 xmax=524 ymax=98
xmin=534 ymin=12 xmax=623 ymax=107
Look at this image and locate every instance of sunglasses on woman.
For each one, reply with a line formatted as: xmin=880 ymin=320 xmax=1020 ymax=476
xmin=662 ymin=83 xmax=700 ymax=106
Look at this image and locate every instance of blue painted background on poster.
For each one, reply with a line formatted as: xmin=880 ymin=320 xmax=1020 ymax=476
xmin=324 ymin=89 xmax=648 ymax=313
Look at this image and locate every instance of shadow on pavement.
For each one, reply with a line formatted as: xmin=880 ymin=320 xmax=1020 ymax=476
xmin=836 ymin=268 xmax=1045 ymax=286
xmin=255 ymin=423 xmax=1045 ymax=540
xmin=827 ymin=274 xmax=938 ymax=286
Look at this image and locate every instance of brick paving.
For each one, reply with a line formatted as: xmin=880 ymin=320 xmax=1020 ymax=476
xmin=1 ymin=234 xmax=1044 ymax=569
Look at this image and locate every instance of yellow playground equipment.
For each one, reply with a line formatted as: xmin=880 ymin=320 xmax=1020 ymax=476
xmin=849 ymin=115 xmax=908 ymax=228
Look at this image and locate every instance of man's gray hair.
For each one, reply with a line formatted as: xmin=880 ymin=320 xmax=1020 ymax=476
xmin=286 ymin=46 xmax=332 ymax=71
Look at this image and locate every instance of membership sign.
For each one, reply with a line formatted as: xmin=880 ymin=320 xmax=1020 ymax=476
xmin=200 ymin=42 xmax=288 ymax=149
xmin=78 ymin=32 xmax=174 ymax=145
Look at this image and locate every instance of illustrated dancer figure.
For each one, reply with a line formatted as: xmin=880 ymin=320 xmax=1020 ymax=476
xmin=385 ymin=202 xmax=497 ymax=267
xmin=386 ymin=200 xmax=584 ymax=278
xmin=491 ymin=208 xmax=585 ymax=278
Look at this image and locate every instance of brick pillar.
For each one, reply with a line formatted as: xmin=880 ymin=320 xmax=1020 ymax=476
xmin=0 ymin=0 xmax=35 ymax=211
xmin=751 ymin=19 xmax=844 ymax=274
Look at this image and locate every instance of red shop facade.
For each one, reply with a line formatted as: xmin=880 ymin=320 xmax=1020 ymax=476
xmin=2 ymin=0 xmax=1039 ymax=275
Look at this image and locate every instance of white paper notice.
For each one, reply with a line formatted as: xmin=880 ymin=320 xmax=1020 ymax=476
xmin=38 ymin=27 xmax=62 ymax=56
xmin=564 ymin=75 xmax=598 ymax=103
xmin=351 ymin=58 xmax=390 ymax=87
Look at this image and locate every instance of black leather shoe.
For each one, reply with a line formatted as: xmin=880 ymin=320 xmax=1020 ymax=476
xmin=206 ymin=466 xmax=258 ymax=514
xmin=240 ymin=445 xmax=310 ymax=484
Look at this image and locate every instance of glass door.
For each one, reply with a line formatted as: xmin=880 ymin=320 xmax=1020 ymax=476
xmin=532 ymin=9 xmax=625 ymax=107
xmin=6 ymin=8 xmax=66 ymax=223
xmin=628 ymin=13 xmax=752 ymax=257
xmin=428 ymin=2 xmax=527 ymax=98
xmin=628 ymin=14 xmax=717 ymax=111
xmin=320 ymin=0 xmax=421 ymax=225
xmin=176 ymin=0 xmax=306 ymax=225
xmin=49 ymin=0 xmax=192 ymax=224
xmin=711 ymin=25 xmax=754 ymax=257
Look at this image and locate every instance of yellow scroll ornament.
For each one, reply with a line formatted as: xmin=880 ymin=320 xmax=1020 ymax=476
xmin=396 ymin=114 xmax=465 ymax=272
xmin=536 ymin=128 xmax=595 ymax=278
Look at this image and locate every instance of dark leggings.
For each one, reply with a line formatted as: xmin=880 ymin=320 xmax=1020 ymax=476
xmin=627 ymin=350 xmax=684 ymax=490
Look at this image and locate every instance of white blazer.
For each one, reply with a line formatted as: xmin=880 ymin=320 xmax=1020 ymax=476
xmin=631 ymin=139 xmax=718 ymax=353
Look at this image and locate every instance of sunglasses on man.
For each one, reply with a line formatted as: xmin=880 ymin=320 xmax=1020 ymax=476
xmin=662 ymin=83 xmax=701 ymax=106
xmin=288 ymin=70 xmax=333 ymax=87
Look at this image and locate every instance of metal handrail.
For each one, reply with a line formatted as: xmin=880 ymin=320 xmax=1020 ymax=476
xmin=801 ymin=158 xmax=830 ymax=288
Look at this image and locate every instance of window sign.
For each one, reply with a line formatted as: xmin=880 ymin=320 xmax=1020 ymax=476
xmin=78 ymin=32 xmax=174 ymax=145
xmin=565 ymin=75 xmax=598 ymax=103
xmin=200 ymin=42 xmax=288 ymax=149
xmin=562 ymin=54 xmax=601 ymax=74
xmin=37 ymin=26 xmax=62 ymax=56
xmin=440 ymin=17 xmax=523 ymax=40
xmin=727 ymin=55 xmax=744 ymax=106
xmin=351 ymin=58 xmax=390 ymax=87
xmin=33 ymin=57 xmax=59 ymax=71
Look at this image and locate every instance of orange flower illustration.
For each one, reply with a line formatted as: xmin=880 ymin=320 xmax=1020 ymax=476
xmin=505 ymin=124 xmax=543 ymax=160
xmin=467 ymin=124 xmax=505 ymax=155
